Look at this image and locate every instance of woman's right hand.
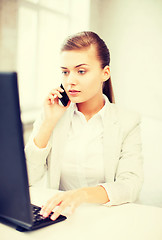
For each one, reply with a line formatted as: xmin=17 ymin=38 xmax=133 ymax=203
xmin=34 ymin=86 xmax=70 ymax=149
xmin=44 ymin=86 xmax=70 ymax=126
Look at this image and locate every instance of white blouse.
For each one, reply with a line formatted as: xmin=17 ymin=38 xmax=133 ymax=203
xmin=59 ymin=97 xmax=108 ymax=191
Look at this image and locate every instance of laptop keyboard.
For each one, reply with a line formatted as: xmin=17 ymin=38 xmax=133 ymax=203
xmin=32 ymin=204 xmax=53 ymax=225
xmin=16 ymin=204 xmax=66 ymax=231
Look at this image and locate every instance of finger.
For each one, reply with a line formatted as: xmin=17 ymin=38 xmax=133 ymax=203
xmin=46 ymin=94 xmax=55 ymax=104
xmin=48 ymin=93 xmax=54 ymax=100
xmin=50 ymin=200 xmax=69 ymax=221
xmin=40 ymin=201 xmax=56 ymax=217
xmin=47 ymin=90 xmax=62 ymax=100
xmin=51 ymin=87 xmax=64 ymax=93
xmin=47 ymin=93 xmax=60 ymax=105
xmin=55 ymin=92 xmax=62 ymax=99
xmin=58 ymin=86 xmax=64 ymax=92
xmin=51 ymin=88 xmax=64 ymax=96
xmin=40 ymin=194 xmax=63 ymax=217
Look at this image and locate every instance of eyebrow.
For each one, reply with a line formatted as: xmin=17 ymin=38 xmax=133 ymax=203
xmin=61 ymin=64 xmax=89 ymax=69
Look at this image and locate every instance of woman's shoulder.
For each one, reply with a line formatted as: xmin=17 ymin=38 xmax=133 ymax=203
xmin=108 ymin=103 xmax=141 ymax=130
xmin=112 ymin=103 xmax=140 ymax=119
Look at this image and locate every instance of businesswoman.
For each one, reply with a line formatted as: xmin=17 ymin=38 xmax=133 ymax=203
xmin=25 ymin=31 xmax=143 ymax=221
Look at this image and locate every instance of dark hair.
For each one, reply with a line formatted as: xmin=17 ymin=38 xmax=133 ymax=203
xmin=61 ymin=31 xmax=115 ymax=103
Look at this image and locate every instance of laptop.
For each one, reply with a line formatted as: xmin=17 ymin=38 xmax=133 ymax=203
xmin=0 ymin=72 xmax=66 ymax=231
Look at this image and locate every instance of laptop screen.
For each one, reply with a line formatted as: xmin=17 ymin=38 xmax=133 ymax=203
xmin=0 ymin=72 xmax=32 ymax=228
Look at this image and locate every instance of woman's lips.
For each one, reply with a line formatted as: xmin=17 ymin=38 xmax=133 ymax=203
xmin=68 ymin=90 xmax=80 ymax=96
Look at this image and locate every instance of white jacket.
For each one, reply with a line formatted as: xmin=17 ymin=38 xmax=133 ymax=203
xmin=25 ymin=101 xmax=143 ymax=206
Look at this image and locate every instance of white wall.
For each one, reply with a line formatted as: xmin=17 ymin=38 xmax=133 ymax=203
xmin=91 ymin=0 xmax=162 ymax=120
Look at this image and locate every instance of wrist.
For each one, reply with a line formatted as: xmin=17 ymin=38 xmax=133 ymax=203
xmin=33 ymin=119 xmax=55 ymax=149
xmin=42 ymin=118 xmax=57 ymax=130
xmin=79 ymin=186 xmax=109 ymax=204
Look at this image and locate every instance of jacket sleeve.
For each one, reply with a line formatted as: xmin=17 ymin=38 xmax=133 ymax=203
xmin=24 ymin=113 xmax=52 ymax=186
xmin=101 ymin=114 xmax=144 ymax=206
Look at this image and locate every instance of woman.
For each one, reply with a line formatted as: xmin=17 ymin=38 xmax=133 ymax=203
xmin=25 ymin=31 xmax=143 ymax=221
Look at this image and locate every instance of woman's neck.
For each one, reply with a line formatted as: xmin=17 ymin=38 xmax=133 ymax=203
xmin=76 ymin=94 xmax=105 ymax=121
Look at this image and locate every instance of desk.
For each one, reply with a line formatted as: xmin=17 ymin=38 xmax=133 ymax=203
xmin=1 ymin=187 xmax=162 ymax=240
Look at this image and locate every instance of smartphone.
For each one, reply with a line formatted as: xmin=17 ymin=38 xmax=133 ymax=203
xmin=59 ymin=84 xmax=69 ymax=106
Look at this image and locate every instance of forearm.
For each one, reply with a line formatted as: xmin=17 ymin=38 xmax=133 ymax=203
xmin=34 ymin=120 xmax=56 ymax=149
xmin=80 ymin=185 xmax=110 ymax=205
xmin=40 ymin=185 xmax=110 ymax=220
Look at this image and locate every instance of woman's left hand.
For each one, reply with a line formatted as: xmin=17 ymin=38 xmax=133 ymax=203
xmin=40 ymin=189 xmax=87 ymax=221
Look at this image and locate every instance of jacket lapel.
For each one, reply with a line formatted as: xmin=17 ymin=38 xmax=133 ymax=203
xmin=103 ymin=103 xmax=120 ymax=183
xmin=49 ymin=106 xmax=73 ymax=189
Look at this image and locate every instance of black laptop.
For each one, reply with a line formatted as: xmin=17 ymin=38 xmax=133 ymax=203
xmin=0 ymin=72 xmax=66 ymax=231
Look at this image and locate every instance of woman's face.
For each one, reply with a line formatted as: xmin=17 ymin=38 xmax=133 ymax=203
xmin=60 ymin=45 xmax=110 ymax=105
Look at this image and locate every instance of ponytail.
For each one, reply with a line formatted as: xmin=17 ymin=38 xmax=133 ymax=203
xmin=103 ymin=77 xmax=115 ymax=103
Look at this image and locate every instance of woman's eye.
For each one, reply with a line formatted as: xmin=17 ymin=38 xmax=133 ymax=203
xmin=78 ymin=70 xmax=86 ymax=74
xmin=62 ymin=71 xmax=69 ymax=76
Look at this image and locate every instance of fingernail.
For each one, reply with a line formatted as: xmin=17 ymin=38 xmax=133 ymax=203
xmin=51 ymin=215 xmax=56 ymax=221
xmin=43 ymin=212 xmax=48 ymax=218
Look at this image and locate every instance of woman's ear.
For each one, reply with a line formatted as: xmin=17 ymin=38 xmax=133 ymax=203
xmin=103 ymin=65 xmax=111 ymax=82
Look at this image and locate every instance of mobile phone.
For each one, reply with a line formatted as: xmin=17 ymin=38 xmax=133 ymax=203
xmin=59 ymin=84 xmax=69 ymax=106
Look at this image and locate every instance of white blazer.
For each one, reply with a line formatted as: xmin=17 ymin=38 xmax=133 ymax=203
xmin=25 ymin=101 xmax=143 ymax=206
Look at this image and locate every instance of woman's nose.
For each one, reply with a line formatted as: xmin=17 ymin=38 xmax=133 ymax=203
xmin=67 ymin=72 xmax=77 ymax=85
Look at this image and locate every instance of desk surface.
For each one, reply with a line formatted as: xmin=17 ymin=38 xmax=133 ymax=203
xmin=1 ymin=187 xmax=162 ymax=240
